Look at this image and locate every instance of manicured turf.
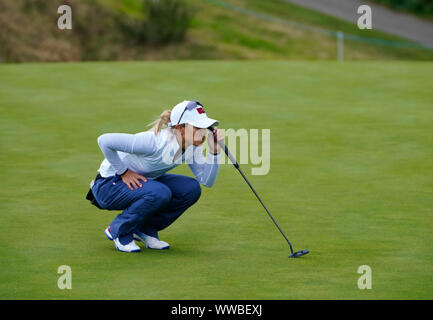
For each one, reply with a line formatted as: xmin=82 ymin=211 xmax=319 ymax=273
xmin=0 ymin=61 xmax=432 ymax=299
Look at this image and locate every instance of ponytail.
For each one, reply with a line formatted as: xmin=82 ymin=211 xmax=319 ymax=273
xmin=148 ymin=109 xmax=171 ymax=135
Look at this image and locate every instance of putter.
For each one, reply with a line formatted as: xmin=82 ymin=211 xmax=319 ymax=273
xmin=209 ymin=126 xmax=309 ymax=258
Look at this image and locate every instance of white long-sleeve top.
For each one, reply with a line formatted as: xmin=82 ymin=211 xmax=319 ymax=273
xmin=97 ymin=128 xmax=220 ymax=187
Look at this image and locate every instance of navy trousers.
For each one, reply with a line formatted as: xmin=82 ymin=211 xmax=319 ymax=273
xmin=92 ymin=173 xmax=202 ymax=245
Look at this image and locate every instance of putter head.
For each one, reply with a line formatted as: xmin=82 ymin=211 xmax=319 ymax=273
xmin=288 ymin=249 xmax=309 ymax=258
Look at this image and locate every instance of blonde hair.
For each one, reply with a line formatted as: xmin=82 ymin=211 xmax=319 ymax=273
xmin=148 ymin=109 xmax=172 ymax=135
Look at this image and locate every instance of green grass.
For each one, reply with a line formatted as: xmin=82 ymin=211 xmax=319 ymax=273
xmin=0 ymin=61 xmax=432 ymax=299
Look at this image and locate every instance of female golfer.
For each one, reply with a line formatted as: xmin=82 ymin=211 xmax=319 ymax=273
xmin=90 ymin=100 xmax=223 ymax=253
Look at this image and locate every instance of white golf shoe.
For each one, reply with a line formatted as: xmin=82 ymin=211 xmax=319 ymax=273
xmin=105 ymin=226 xmax=113 ymax=240
xmin=133 ymin=231 xmax=170 ymax=250
xmin=114 ymin=238 xmax=141 ymax=253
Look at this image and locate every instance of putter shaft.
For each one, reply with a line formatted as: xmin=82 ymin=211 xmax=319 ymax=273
xmin=209 ymin=126 xmax=295 ymax=254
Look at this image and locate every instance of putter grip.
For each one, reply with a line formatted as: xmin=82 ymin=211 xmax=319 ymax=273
xmin=208 ymin=126 xmax=239 ymax=168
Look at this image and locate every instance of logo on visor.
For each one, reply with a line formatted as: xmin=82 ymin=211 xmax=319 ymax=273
xmin=197 ymin=107 xmax=205 ymax=114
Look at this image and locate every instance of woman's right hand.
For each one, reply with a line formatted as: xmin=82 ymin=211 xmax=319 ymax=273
xmin=121 ymin=170 xmax=147 ymax=190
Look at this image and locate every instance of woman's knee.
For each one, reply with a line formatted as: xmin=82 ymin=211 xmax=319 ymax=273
xmin=185 ymin=178 xmax=201 ymax=203
xmin=151 ymin=184 xmax=172 ymax=207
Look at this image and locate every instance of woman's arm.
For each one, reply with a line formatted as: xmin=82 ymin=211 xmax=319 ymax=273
xmin=188 ymin=147 xmax=221 ymax=188
xmin=188 ymin=128 xmax=223 ymax=187
xmin=97 ymin=132 xmax=156 ymax=175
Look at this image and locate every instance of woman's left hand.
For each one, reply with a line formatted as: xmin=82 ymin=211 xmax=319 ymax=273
xmin=207 ymin=127 xmax=224 ymax=154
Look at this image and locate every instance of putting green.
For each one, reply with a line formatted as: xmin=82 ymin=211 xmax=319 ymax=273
xmin=0 ymin=61 xmax=432 ymax=299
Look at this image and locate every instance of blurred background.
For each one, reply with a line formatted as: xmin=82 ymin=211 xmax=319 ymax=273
xmin=1 ymin=0 xmax=433 ymax=62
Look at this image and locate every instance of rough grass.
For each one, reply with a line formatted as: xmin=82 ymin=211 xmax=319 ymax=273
xmin=189 ymin=0 xmax=433 ymax=60
xmin=1 ymin=0 xmax=432 ymax=62
xmin=0 ymin=61 xmax=432 ymax=299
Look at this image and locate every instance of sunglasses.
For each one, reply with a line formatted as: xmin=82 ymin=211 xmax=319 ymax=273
xmin=177 ymin=100 xmax=203 ymax=125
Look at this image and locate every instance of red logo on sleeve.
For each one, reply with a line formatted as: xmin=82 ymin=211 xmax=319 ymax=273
xmin=197 ymin=107 xmax=205 ymax=114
